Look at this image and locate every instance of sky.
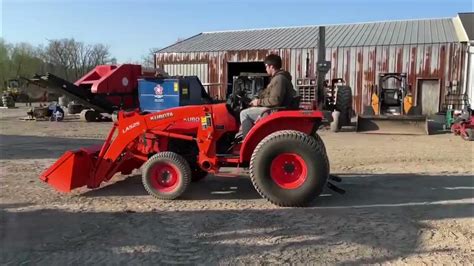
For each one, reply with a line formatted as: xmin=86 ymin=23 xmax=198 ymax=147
xmin=1 ymin=0 xmax=472 ymax=63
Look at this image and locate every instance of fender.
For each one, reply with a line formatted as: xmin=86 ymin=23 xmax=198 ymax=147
xmin=239 ymin=110 xmax=323 ymax=163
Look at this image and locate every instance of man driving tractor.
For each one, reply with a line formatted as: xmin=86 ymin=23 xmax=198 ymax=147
xmin=239 ymin=54 xmax=296 ymax=139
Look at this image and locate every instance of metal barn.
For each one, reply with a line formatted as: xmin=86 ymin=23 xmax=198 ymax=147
xmin=155 ymin=16 xmax=472 ymax=114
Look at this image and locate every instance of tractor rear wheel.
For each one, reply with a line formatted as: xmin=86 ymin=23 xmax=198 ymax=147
xmin=312 ymin=132 xmax=330 ymax=171
xmin=249 ymin=130 xmax=329 ymax=207
xmin=335 ymin=85 xmax=353 ymax=129
xmin=142 ymin=152 xmax=191 ymax=200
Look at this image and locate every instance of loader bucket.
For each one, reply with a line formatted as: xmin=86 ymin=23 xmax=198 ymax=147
xmin=356 ymin=115 xmax=429 ymax=135
xmin=40 ymin=145 xmax=101 ymax=192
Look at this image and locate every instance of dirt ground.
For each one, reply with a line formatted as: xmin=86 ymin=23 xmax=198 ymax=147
xmin=1 ymin=105 xmax=473 ymax=265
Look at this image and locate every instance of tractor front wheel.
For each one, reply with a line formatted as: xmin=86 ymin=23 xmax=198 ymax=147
xmin=249 ymin=130 xmax=329 ymax=207
xmin=142 ymin=152 xmax=191 ymax=200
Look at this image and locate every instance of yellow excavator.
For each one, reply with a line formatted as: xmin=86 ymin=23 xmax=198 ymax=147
xmin=357 ymin=73 xmax=429 ymax=135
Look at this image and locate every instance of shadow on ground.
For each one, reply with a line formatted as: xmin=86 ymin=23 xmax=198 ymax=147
xmin=1 ymin=174 xmax=472 ymax=264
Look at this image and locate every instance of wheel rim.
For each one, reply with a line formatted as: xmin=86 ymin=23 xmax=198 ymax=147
xmin=270 ymin=153 xmax=308 ymax=189
xmin=150 ymin=163 xmax=180 ymax=192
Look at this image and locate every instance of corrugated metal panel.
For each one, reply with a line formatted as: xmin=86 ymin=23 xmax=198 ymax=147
xmin=156 ymin=44 xmax=466 ymax=114
xmin=158 ymin=18 xmax=460 ymax=53
xmin=163 ymin=63 xmax=209 ymax=84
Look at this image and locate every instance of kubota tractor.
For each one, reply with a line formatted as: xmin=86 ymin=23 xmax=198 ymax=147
xmin=40 ymin=26 xmax=345 ymax=207
xmin=40 ymin=93 xmax=342 ymax=206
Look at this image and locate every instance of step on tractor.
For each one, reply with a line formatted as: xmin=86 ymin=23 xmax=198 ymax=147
xmin=39 ymin=27 xmax=347 ymax=206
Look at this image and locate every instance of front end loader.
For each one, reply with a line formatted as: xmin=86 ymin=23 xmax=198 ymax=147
xmin=40 ymin=101 xmax=341 ymax=206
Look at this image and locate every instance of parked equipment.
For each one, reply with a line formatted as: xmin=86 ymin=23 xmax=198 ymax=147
xmin=28 ymin=64 xmax=146 ymax=121
xmin=25 ymin=103 xmax=64 ymax=121
xmin=39 ymin=26 xmax=344 ymax=207
xmin=296 ymin=78 xmax=353 ymax=131
xmin=28 ymin=65 xmax=214 ymax=121
xmin=138 ymin=76 xmax=213 ymax=113
xmin=295 ymin=27 xmax=353 ymax=131
xmin=357 ymin=73 xmax=429 ymax=135
xmin=450 ymin=100 xmax=474 ymax=141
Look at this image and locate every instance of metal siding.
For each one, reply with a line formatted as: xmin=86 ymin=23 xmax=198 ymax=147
xmin=431 ymin=44 xmax=440 ymax=76
xmin=468 ymin=46 xmax=474 ymax=102
xmin=416 ymin=45 xmax=425 ymax=79
xmin=355 ymin=46 xmax=363 ymax=112
xmin=156 ymin=43 xmax=465 ymax=110
xmin=389 ymin=46 xmax=397 ymax=72
xmin=349 ymin=47 xmax=357 ymax=97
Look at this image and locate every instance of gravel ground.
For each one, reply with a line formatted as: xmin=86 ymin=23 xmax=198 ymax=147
xmin=1 ymin=105 xmax=473 ymax=265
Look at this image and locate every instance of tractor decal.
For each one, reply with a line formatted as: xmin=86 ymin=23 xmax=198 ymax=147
xmin=154 ymin=84 xmax=164 ymax=98
xmin=184 ymin=117 xmax=200 ymax=122
xmin=122 ymin=121 xmax=140 ymax=134
xmin=150 ymin=112 xmax=174 ymax=121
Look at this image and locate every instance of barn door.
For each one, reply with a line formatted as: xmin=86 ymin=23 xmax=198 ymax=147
xmin=417 ymin=79 xmax=440 ymax=115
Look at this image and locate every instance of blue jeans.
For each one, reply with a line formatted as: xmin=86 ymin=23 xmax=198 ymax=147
xmin=240 ymin=107 xmax=270 ymax=138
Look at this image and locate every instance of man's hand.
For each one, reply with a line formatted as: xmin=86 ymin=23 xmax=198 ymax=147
xmin=250 ymin=99 xmax=259 ymax=106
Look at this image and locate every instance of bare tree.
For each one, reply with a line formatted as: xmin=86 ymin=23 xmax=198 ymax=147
xmin=40 ymin=39 xmax=112 ymax=80
xmin=141 ymin=47 xmax=160 ymax=68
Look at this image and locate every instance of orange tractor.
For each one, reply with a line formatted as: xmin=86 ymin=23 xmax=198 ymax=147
xmin=40 ymin=100 xmax=343 ymax=206
xmin=40 ymin=27 xmax=345 ymax=207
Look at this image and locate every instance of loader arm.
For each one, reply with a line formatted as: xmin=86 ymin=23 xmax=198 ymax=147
xmin=89 ymin=105 xmax=217 ymax=188
xmin=40 ymin=103 xmax=238 ymax=192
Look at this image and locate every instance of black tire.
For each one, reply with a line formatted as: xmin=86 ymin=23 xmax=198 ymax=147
xmin=68 ymin=103 xmax=84 ymax=114
xmin=336 ymin=86 xmax=353 ymax=127
xmin=142 ymin=152 xmax=191 ymax=200
xmin=80 ymin=109 xmax=100 ymax=122
xmin=249 ymin=130 xmax=329 ymax=207
xmin=462 ymin=128 xmax=474 ymax=141
xmin=312 ymin=132 xmax=330 ymax=172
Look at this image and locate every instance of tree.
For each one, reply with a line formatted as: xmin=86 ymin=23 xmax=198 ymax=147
xmin=40 ymin=38 xmax=112 ymax=80
xmin=141 ymin=47 xmax=160 ymax=69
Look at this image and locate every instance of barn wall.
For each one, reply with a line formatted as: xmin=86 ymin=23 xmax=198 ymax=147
xmin=156 ymin=43 xmax=466 ymax=113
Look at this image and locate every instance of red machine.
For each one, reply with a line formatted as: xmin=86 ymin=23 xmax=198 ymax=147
xmin=30 ymin=64 xmax=156 ymax=121
xmin=451 ymin=107 xmax=474 ymax=141
xmin=40 ymin=100 xmax=340 ymax=206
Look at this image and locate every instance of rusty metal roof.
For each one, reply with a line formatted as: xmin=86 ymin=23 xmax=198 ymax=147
xmin=158 ymin=18 xmax=460 ymax=53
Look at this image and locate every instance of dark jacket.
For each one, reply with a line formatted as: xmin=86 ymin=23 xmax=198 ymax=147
xmin=258 ymin=70 xmax=296 ymax=107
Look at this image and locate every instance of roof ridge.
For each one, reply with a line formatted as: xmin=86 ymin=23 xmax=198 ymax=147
xmin=202 ymin=17 xmax=453 ymax=34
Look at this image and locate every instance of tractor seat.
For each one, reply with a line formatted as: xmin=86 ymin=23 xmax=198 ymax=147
xmin=257 ymin=95 xmax=301 ymax=120
xmin=233 ymin=96 xmax=301 ymax=144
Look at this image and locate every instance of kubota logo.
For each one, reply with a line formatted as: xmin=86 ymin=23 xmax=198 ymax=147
xmin=150 ymin=112 xmax=174 ymax=121
xmin=122 ymin=122 xmax=140 ymax=134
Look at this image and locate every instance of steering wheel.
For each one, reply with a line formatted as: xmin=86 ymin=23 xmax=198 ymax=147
xmin=226 ymin=86 xmax=252 ymax=116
